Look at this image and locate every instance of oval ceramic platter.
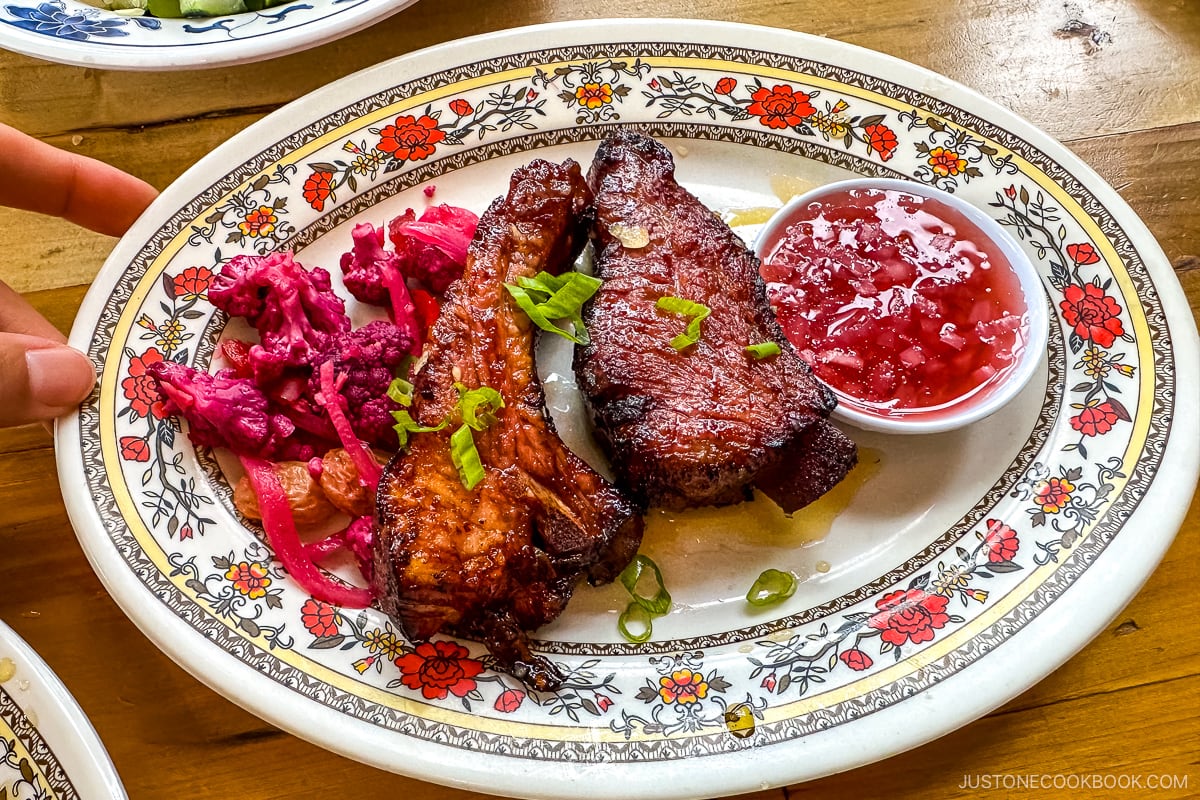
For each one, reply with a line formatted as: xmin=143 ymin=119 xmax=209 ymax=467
xmin=56 ymin=19 xmax=1199 ymax=799
xmin=0 ymin=0 xmax=417 ymax=70
xmin=0 ymin=622 xmax=126 ymax=799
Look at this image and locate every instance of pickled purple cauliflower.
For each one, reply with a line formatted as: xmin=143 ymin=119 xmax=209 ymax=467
xmin=337 ymin=222 xmax=422 ymax=348
xmin=148 ymin=360 xmax=328 ymax=462
xmin=310 ymin=320 xmax=415 ymax=447
xmin=152 ymin=252 xmax=422 ymax=458
xmin=209 ymin=251 xmax=351 ymax=385
xmin=339 ymin=223 xmax=397 ymax=307
xmin=387 ymin=204 xmax=478 ymax=294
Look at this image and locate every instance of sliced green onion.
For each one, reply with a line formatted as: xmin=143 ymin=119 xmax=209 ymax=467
xmin=504 ymin=271 xmax=602 ymax=344
xmin=387 ymin=377 xmax=415 ymax=407
xmin=391 ymin=410 xmax=447 ymax=448
xmin=746 ymin=569 xmax=797 ymax=607
xmin=454 ymin=383 xmax=504 ymax=431
xmin=449 ymin=424 xmax=485 ymax=490
xmin=515 ymin=272 xmax=601 ymax=315
xmin=619 ymin=555 xmax=672 ymax=615
xmin=655 ymin=296 xmax=711 ymax=351
xmin=745 ymin=341 xmax=782 ymax=359
xmin=618 ymin=601 xmax=654 ymax=643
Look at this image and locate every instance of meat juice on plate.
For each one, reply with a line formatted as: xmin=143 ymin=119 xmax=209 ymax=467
xmin=760 ymin=187 xmax=1028 ymax=416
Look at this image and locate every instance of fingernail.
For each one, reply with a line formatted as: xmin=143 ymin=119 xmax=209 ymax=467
xmin=26 ymin=346 xmax=97 ymax=407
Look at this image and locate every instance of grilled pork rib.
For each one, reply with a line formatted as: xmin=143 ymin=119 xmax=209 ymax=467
xmin=576 ymin=131 xmax=857 ymax=511
xmin=373 ymin=159 xmax=643 ymax=690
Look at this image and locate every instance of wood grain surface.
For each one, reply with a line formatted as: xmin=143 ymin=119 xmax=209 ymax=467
xmin=1 ymin=1 xmax=1198 ymax=798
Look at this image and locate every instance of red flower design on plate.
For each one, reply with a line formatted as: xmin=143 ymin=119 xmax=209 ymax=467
xmin=839 ymin=648 xmax=874 ymax=671
xmin=238 ymin=205 xmax=277 ymax=238
xmin=377 ymin=114 xmax=446 ymax=163
xmin=747 ymin=84 xmax=816 ymax=129
xmin=448 ymin=98 xmax=473 ymax=117
xmin=595 ymin=694 xmax=614 ymax=712
xmin=1004 ymin=185 xmax=1017 ymax=199
xmin=1066 ymin=242 xmax=1102 ymax=266
xmin=119 ymin=435 xmax=150 ymax=462
xmin=1033 ymin=477 xmax=1075 ymax=513
xmin=658 ymin=669 xmax=709 ymax=705
xmin=122 ymin=348 xmax=167 ymax=419
xmin=982 ymin=519 xmax=1019 ymax=563
xmin=928 ymin=146 xmax=968 ymax=177
xmin=714 ymin=76 xmax=737 ymax=96
xmin=225 ymin=561 xmax=271 ymax=599
xmin=863 ymin=123 xmax=898 ymax=162
xmin=1070 ymin=400 xmax=1121 ymax=437
xmin=493 ymin=688 xmax=525 ymax=713
xmin=575 ymin=82 xmax=614 ymax=109
xmin=394 ymin=640 xmax=484 ymax=700
xmin=172 ymin=266 xmax=213 ymax=299
xmin=868 ymin=589 xmax=951 ymax=647
xmin=300 ymin=598 xmax=340 ymax=637
xmin=1059 ymin=283 xmax=1125 ymax=347
xmin=303 ymin=170 xmax=334 ymax=212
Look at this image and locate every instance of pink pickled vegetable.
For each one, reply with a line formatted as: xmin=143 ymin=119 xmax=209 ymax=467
xmin=305 ymin=529 xmax=347 ymax=564
xmin=317 ymin=360 xmax=382 ymax=489
xmin=239 ymin=456 xmax=373 ymax=608
xmin=345 ymin=516 xmax=375 ymax=583
xmin=393 ymin=219 xmax=473 ymax=265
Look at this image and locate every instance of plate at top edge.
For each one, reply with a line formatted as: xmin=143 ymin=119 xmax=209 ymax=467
xmin=55 ymin=18 xmax=1200 ymax=800
xmin=0 ymin=0 xmax=418 ymax=70
xmin=0 ymin=621 xmax=127 ymax=800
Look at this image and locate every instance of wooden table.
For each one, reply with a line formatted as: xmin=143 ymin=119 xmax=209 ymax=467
xmin=1 ymin=1 xmax=1197 ymax=798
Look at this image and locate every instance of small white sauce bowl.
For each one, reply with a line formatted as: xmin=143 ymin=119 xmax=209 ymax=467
xmin=754 ymin=177 xmax=1049 ymax=435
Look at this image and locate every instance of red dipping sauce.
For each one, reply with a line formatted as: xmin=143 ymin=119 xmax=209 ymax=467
xmin=760 ymin=187 xmax=1028 ymax=414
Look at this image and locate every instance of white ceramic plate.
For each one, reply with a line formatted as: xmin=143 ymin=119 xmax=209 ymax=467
xmin=56 ymin=19 xmax=1200 ymax=799
xmin=0 ymin=0 xmax=417 ymax=70
xmin=0 ymin=621 xmax=126 ymax=799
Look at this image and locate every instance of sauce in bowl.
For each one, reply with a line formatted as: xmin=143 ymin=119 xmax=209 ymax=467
xmin=756 ymin=180 xmax=1044 ymax=432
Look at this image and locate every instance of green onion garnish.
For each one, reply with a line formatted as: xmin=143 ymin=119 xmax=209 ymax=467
xmin=387 ymin=377 xmax=415 ymax=407
xmin=391 ymin=410 xmax=447 ymax=448
xmin=454 ymin=383 xmax=504 ymax=431
xmin=389 ymin=376 xmax=437 ymax=446
xmin=448 ymin=383 xmax=503 ymax=487
xmin=619 ymin=555 xmax=672 ymax=615
xmin=745 ymin=569 xmax=797 ymax=607
xmin=655 ymin=296 xmax=711 ymax=350
xmin=504 ymin=271 xmax=602 ymax=344
xmin=449 ymin=424 xmax=485 ymax=490
xmin=386 ymin=375 xmax=504 ymax=487
xmin=745 ymin=341 xmax=781 ymax=359
xmin=617 ymin=601 xmax=654 ymax=643
xmin=615 ymin=556 xmax=672 ymax=643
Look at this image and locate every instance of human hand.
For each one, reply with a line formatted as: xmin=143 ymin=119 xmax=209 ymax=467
xmin=0 ymin=124 xmax=158 ymax=427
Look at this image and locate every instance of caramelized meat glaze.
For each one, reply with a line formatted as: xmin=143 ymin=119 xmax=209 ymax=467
xmin=577 ymin=131 xmax=857 ymax=512
xmin=373 ymin=159 xmax=643 ymax=690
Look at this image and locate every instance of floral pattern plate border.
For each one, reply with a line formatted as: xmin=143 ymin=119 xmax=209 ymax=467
xmin=56 ymin=19 xmax=1199 ymax=800
xmin=0 ymin=621 xmax=126 ymax=800
xmin=0 ymin=0 xmax=417 ymax=71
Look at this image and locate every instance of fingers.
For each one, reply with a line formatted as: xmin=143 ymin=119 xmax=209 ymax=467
xmin=0 ymin=333 xmax=96 ymax=427
xmin=0 ymin=123 xmax=158 ymax=237
xmin=0 ymin=281 xmax=66 ymax=343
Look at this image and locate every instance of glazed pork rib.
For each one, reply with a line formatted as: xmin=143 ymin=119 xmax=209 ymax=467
xmin=373 ymin=159 xmax=643 ymax=690
xmin=576 ymin=131 xmax=857 ymax=511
